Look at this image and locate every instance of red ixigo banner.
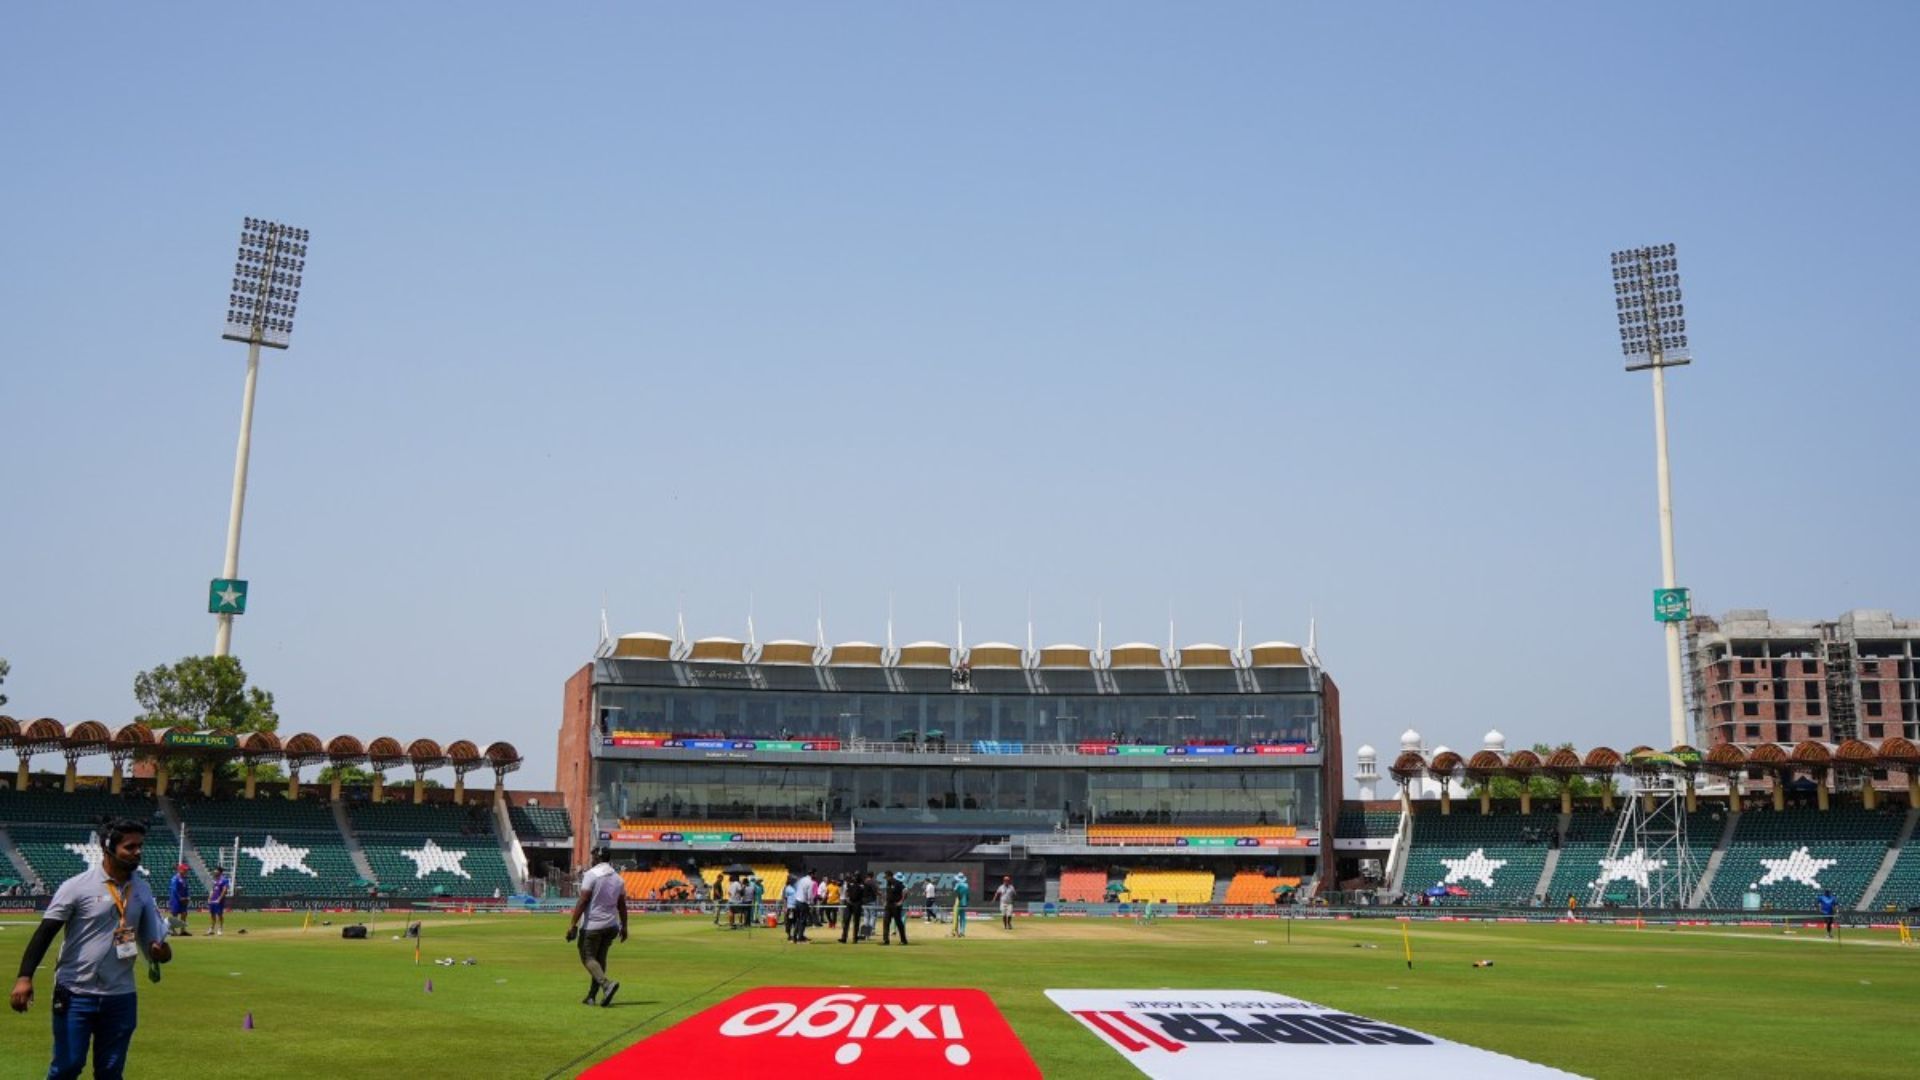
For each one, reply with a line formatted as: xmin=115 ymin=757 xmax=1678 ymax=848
xmin=584 ymin=987 xmax=1040 ymax=1077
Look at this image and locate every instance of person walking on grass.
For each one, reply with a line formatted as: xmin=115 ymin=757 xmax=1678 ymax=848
xmin=923 ymin=877 xmax=939 ymax=923
xmin=566 ymin=850 xmax=627 ymax=1008
xmin=11 ymin=818 xmax=173 ymax=1080
xmin=994 ymin=876 xmax=1017 ymax=930
xmin=950 ymin=872 xmax=971 ymax=937
xmin=1818 ymin=888 xmax=1837 ymax=938
xmin=166 ymin=865 xmax=191 ymax=937
xmin=839 ymin=873 xmax=864 ymax=944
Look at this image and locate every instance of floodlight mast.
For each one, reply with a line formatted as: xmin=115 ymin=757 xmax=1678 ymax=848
xmin=213 ymin=218 xmax=309 ymax=657
xmin=1612 ymin=243 xmax=1691 ymax=749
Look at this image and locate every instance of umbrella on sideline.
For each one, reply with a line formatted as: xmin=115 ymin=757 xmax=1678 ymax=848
xmin=1423 ymin=884 xmax=1449 ymax=898
xmin=1271 ymin=884 xmax=1296 ymax=895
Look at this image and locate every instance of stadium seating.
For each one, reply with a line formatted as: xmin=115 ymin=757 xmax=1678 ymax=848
xmin=1120 ymin=869 xmax=1214 ymax=904
xmin=1541 ymin=810 xmax=1724 ymax=906
xmin=1335 ymin=809 xmax=1401 ymax=839
xmin=699 ymin=864 xmax=789 ymax=904
xmin=349 ymin=802 xmax=515 ymax=898
xmin=1224 ymin=871 xmax=1303 ymax=905
xmin=622 ymin=866 xmax=698 ymax=900
xmin=173 ymin=797 xmax=361 ymax=898
xmin=1056 ymin=868 xmax=1108 ymax=903
xmin=1 ymin=790 xmax=169 ymax=890
xmin=1870 ymin=841 xmax=1920 ymax=911
xmin=619 ymin=819 xmax=834 ymax=843
xmin=1399 ymin=811 xmax=1557 ymax=905
xmin=508 ymin=805 xmax=572 ymax=844
xmin=1712 ymin=807 xmax=1903 ymax=910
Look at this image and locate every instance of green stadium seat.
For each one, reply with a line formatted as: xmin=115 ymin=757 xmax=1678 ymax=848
xmin=1398 ymin=811 xmax=1557 ymax=905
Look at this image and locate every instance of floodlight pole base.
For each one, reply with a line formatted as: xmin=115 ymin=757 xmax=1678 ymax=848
xmin=213 ymin=340 xmax=262 ymax=659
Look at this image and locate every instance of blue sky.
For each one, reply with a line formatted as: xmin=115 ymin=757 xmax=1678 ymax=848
xmin=3 ymin=4 xmax=1916 ymax=790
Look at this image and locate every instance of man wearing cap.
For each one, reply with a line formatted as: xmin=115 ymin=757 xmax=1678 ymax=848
xmin=166 ymin=865 xmax=191 ymax=937
xmin=951 ymin=872 xmax=971 ymax=937
xmin=565 ymin=849 xmax=627 ymax=1007
xmin=994 ymin=876 xmax=1017 ymax=930
xmin=206 ymin=867 xmax=230 ymax=937
xmin=881 ymin=872 xmax=909 ymax=946
xmin=11 ymin=817 xmax=173 ymax=1080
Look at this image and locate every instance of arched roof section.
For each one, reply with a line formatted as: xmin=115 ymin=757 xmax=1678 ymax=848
xmin=688 ymin=636 xmax=746 ymax=663
xmin=112 ymin=723 xmax=156 ymax=750
xmin=1834 ymin=739 xmax=1876 ymax=766
xmin=1388 ymin=750 xmax=1427 ymax=780
xmin=1428 ymin=750 xmax=1464 ymax=777
xmin=65 ymin=721 xmax=111 ymax=750
xmin=757 ymin=640 xmax=815 ymax=665
xmin=0 ymin=715 xmax=17 ymax=746
xmin=1789 ymin=740 xmax=1831 ymax=765
xmin=1704 ymin=743 xmax=1748 ymax=770
xmin=484 ymin=741 xmax=521 ymax=767
xmin=1877 ymin=736 xmax=1920 ymax=768
xmin=827 ymin=641 xmax=885 ymax=667
xmin=1465 ymin=749 xmax=1505 ymax=776
xmin=407 ymin=738 xmax=447 ymax=767
xmin=1542 ymin=747 xmax=1583 ymax=773
xmin=1038 ymin=644 xmax=1093 ymax=669
xmin=966 ymin=643 xmax=1024 ymax=669
xmin=1582 ymin=746 xmax=1623 ymax=770
xmin=1176 ymin=644 xmax=1234 ymax=668
xmin=1747 ymin=743 xmax=1789 ymax=770
xmin=324 ymin=734 xmax=365 ymax=759
xmin=1107 ymin=643 xmax=1165 ymax=670
xmin=239 ymin=730 xmax=282 ymax=755
xmin=895 ymin=642 xmax=952 ymax=668
xmin=612 ymin=632 xmax=673 ymax=660
xmin=367 ymin=737 xmax=406 ymax=765
xmin=446 ymin=740 xmax=482 ymax=767
xmin=1507 ymin=748 xmax=1542 ymax=773
xmin=22 ymin=718 xmax=66 ymax=747
xmin=1248 ymin=641 xmax=1306 ymax=667
xmin=283 ymin=732 xmax=323 ymax=756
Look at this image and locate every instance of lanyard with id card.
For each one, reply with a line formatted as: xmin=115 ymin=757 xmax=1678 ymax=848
xmin=105 ymin=880 xmax=139 ymax=960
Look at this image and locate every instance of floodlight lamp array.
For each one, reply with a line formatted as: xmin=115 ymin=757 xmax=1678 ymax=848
xmin=222 ymin=218 xmax=310 ymax=349
xmin=1611 ymin=243 xmax=1688 ymax=367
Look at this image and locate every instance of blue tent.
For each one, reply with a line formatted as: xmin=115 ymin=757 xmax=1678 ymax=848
xmin=1424 ymin=884 xmax=1449 ymax=898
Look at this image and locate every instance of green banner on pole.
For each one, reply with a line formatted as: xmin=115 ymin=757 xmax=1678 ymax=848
xmin=209 ymin=578 xmax=249 ymax=614
xmin=1652 ymin=587 xmax=1690 ymax=623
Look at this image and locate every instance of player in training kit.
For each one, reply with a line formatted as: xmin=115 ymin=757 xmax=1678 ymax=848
xmin=207 ymin=867 xmax=230 ymax=936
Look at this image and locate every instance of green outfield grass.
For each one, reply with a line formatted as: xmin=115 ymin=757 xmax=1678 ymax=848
xmin=3 ymin=911 xmax=1915 ymax=1078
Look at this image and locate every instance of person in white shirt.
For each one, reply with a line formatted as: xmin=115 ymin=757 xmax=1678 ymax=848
xmin=790 ymin=871 xmax=814 ymax=942
xmin=566 ymin=851 xmax=628 ymax=1007
xmin=923 ymin=878 xmax=939 ymax=922
xmin=994 ymin=876 xmax=1017 ymax=930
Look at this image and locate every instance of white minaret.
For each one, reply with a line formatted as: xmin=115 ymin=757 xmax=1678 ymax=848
xmin=1483 ymin=728 xmax=1506 ymax=753
xmin=1355 ymin=744 xmax=1380 ymax=801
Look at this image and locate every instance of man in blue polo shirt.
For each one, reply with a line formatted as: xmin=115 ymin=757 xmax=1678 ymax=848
xmin=1817 ymin=888 xmax=1837 ymax=938
xmin=10 ymin=818 xmax=173 ymax=1080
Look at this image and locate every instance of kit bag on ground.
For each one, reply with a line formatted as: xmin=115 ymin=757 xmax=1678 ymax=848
xmin=341 ymin=925 xmax=369 ymax=940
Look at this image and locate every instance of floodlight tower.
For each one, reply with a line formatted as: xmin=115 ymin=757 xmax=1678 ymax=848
xmin=1611 ymin=243 xmax=1691 ymax=749
xmin=211 ymin=218 xmax=310 ymax=657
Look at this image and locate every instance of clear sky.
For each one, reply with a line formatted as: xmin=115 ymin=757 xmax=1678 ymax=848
xmin=3 ymin=4 xmax=1916 ymax=791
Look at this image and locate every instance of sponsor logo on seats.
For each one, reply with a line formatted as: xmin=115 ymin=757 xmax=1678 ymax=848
xmin=1045 ymin=989 xmax=1577 ymax=1077
xmin=584 ymin=987 xmax=1038 ymax=1077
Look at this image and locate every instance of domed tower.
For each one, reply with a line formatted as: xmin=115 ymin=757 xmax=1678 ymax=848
xmin=1355 ymin=743 xmax=1380 ymax=801
xmin=1484 ymin=728 xmax=1507 ymax=753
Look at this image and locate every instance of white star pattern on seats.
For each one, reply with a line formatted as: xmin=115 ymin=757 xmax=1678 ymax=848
xmin=1593 ymin=848 xmax=1666 ymax=889
xmin=63 ymin=841 xmax=150 ymax=877
xmin=399 ymin=838 xmax=471 ymax=879
xmin=242 ymin=835 xmax=318 ymax=877
xmin=1440 ymin=847 xmax=1508 ymax=887
xmin=1756 ymin=846 xmax=1837 ymax=889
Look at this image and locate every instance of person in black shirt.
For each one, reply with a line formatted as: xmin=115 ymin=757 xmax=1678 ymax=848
xmin=881 ymin=873 xmax=909 ymax=945
xmin=838 ymin=874 xmax=863 ymax=945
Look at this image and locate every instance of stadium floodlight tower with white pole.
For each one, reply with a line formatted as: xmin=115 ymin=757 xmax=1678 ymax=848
xmin=1612 ymin=242 xmax=1693 ymax=750
xmin=1595 ymin=243 xmax=1709 ymax=911
xmin=210 ymin=218 xmax=310 ymax=658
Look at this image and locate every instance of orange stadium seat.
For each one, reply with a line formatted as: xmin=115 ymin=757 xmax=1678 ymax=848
xmin=1225 ymin=872 xmax=1302 ymax=905
xmin=1057 ymin=868 xmax=1108 ymax=903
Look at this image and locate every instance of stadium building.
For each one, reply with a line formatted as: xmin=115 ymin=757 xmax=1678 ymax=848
xmin=556 ymin=628 xmax=1343 ymax=903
